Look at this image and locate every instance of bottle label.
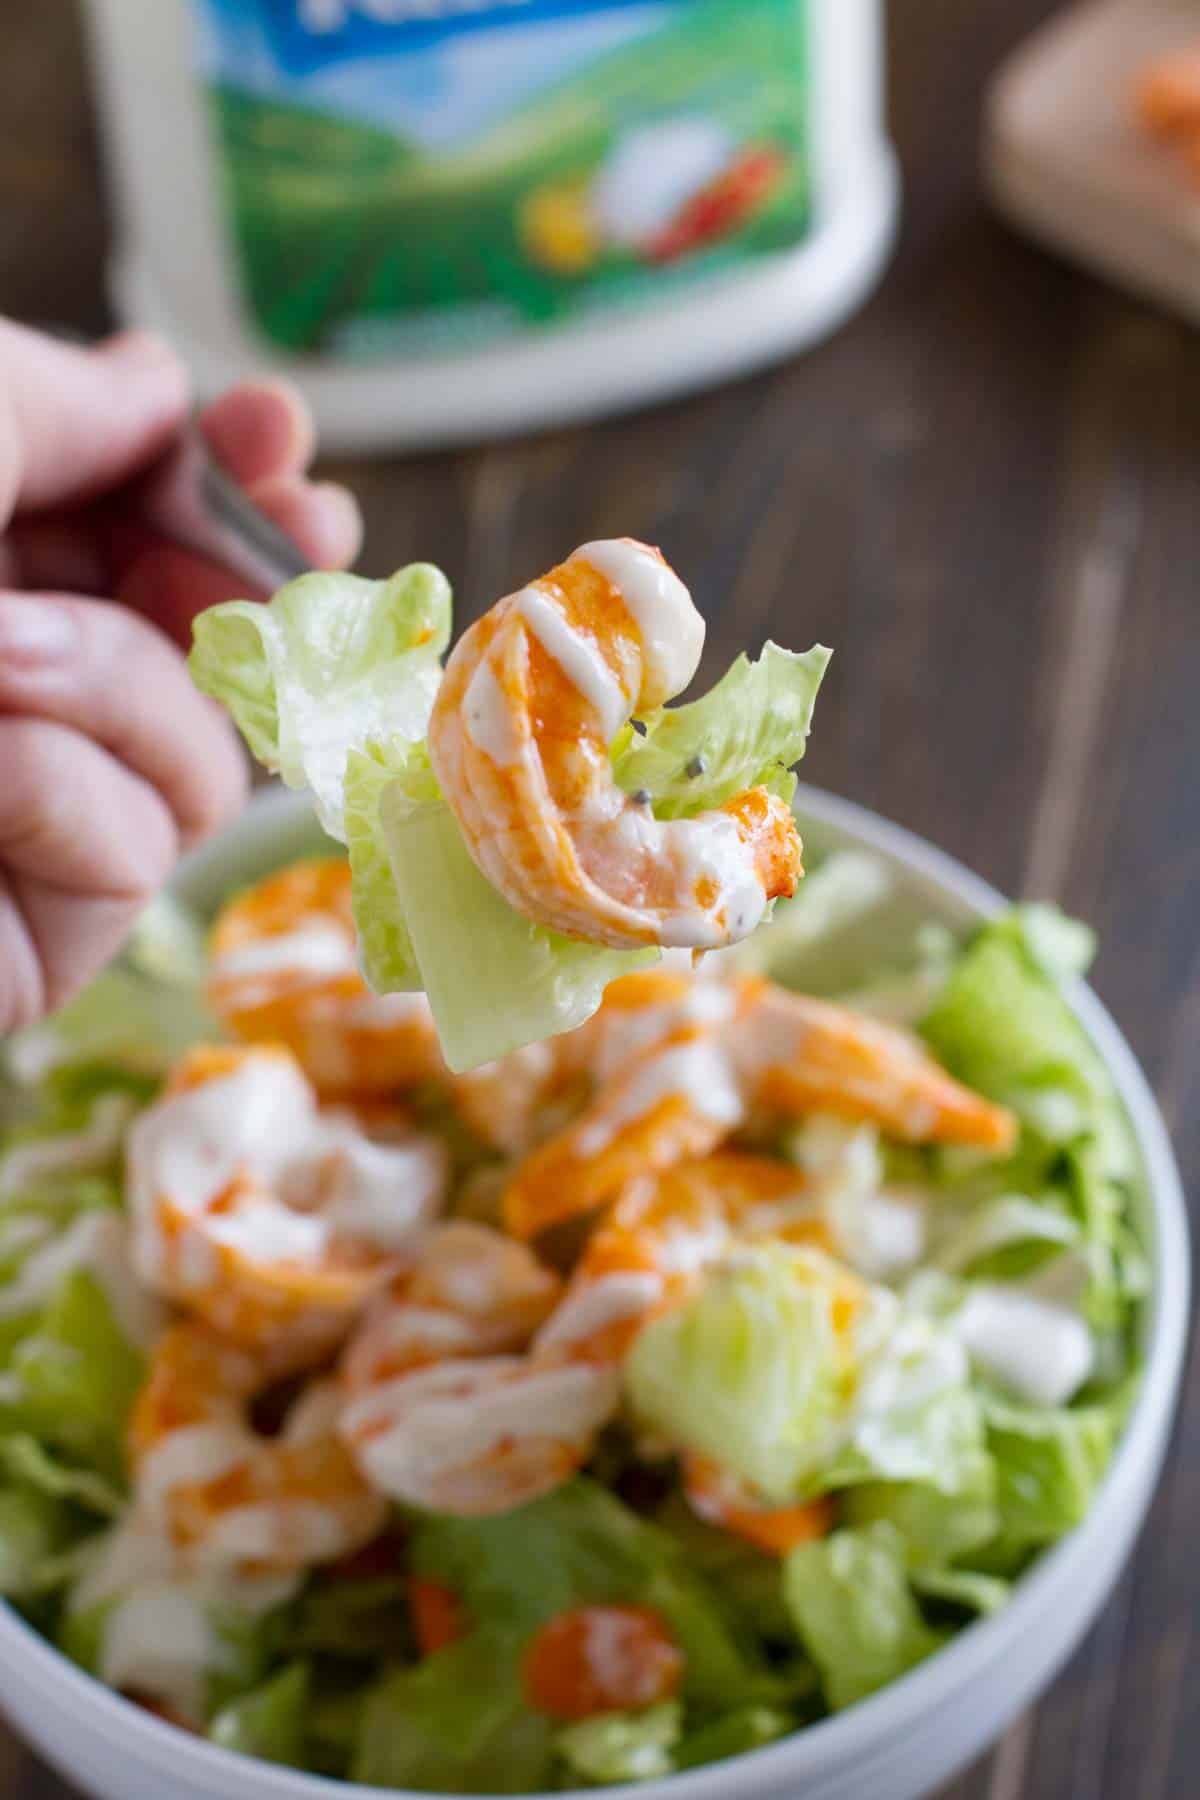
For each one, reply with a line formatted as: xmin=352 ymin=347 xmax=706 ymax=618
xmin=193 ymin=0 xmax=812 ymax=358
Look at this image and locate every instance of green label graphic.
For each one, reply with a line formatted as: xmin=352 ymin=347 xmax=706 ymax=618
xmin=195 ymin=0 xmax=812 ymax=358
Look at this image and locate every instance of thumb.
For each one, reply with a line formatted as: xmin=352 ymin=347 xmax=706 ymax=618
xmin=0 ymin=322 xmax=190 ymax=524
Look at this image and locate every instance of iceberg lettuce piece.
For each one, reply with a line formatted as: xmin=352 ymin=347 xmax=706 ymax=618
xmin=724 ymin=850 xmax=892 ymax=985
xmin=675 ymin=1705 xmax=795 ymax=1772
xmin=557 ymin=1702 xmax=682 ymax=1784
xmin=613 ymin=642 xmax=830 ymax=818
xmin=409 ymin=1478 xmax=779 ymax=1712
xmin=0 ymin=1483 xmax=72 ymax=1597
xmin=784 ymin=1523 xmax=945 ymax=1711
xmin=2 ymin=1271 xmax=144 ymax=1485
xmin=354 ymin=1629 xmax=556 ymax=1795
xmin=190 ymin=565 xmax=451 ymax=838
xmin=625 ymin=1248 xmax=845 ymax=1506
xmin=378 ymin=775 xmax=653 ymax=1073
xmin=210 ymin=1662 xmax=310 ymax=1768
xmin=983 ymin=1391 xmax=1121 ymax=1553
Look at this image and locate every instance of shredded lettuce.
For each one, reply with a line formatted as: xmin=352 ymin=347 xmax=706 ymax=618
xmin=409 ymin=1478 xmax=778 ymax=1712
xmin=0 ymin=1484 xmax=72 ymax=1597
xmin=612 ymin=642 xmax=830 ymax=817
xmin=557 ymin=1703 xmax=682 ymax=1784
xmin=378 ymin=773 xmax=653 ymax=1073
xmin=625 ymin=1248 xmax=845 ymax=1506
xmin=784 ymin=1524 xmax=945 ymax=1710
xmin=0 ymin=1270 xmax=144 ymax=1490
xmin=675 ymin=1705 xmax=796 ymax=1771
xmin=354 ymin=1630 xmax=556 ymax=1795
xmin=210 ymin=1662 xmax=311 ymax=1768
xmin=982 ymin=1392 xmax=1121 ymax=1557
xmin=190 ymin=566 xmax=451 ymax=837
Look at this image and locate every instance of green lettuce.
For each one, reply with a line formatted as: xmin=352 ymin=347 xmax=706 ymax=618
xmin=409 ymin=1478 xmax=778 ymax=1711
xmin=354 ymin=1629 xmax=556 ymax=1795
xmin=190 ymin=565 xmax=451 ymax=837
xmin=2 ymin=1271 xmax=144 ymax=1485
xmin=210 ymin=1662 xmax=311 ymax=1768
xmin=908 ymin=1565 xmax=1010 ymax=1619
xmin=557 ymin=1702 xmax=682 ymax=1784
xmin=625 ymin=1248 xmax=844 ymax=1505
xmin=725 ymin=850 xmax=893 ymax=985
xmin=377 ymin=768 xmax=653 ymax=1072
xmin=784 ymin=1524 xmax=945 ymax=1711
xmin=612 ymin=643 xmax=830 ymax=817
xmin=675 ymin=1706 xmax=795 ymax=1771
xmin=0 ymin=1484 xmax=72 ymax=1597
xmin=983 ymin=1392 xmax=1120 ymax=1557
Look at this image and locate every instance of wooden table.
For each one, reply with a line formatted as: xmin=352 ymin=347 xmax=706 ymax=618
xmin=2 ymin=2 xmax=1197 ymax=1795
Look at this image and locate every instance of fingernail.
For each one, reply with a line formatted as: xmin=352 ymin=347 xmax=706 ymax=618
xmin=313 ymin=482 xmax=363 ymax=560
xmin=0 ymin=596 xmax=77 ymax=668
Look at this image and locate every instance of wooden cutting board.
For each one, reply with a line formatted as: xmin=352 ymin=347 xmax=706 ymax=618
xmin=986 ymin=0 xmax=1200 ymax=323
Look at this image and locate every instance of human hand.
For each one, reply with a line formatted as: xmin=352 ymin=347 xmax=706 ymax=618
xmin=0 ymin=321 xmax=362 ymax=1032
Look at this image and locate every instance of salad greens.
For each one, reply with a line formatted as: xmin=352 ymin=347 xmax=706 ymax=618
xmin=0 ymin=810 xmax=1146 ymax=1790
xmin=190 ymin=568 xmax=829 ymax=1071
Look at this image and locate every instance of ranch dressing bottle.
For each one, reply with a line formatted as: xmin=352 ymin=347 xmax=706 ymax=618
xmin=82 ymin=0 xmax=897 ymax=451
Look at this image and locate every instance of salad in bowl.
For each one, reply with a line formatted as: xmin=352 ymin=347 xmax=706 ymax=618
xmin=0 ymin=542 xmax=1161 ymax=1795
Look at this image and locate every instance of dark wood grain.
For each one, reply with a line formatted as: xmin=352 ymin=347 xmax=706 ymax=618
xmin=1 ymin=1 xmax=1197 ymax=1795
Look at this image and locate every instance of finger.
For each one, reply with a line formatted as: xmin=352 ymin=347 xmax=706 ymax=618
xmin=248 ymin=475 xmax=363 ymax=571
xmin=0 ymin=324 xmax=189 ymax=522
xmin=0 ymin=592 xmax=248 ymax=845
xmin=1 ymin=872 xmax=157 ymax=1030
xmin=198 ymin=380 xmax=316 ymax=488
xmin=115 ymin=476 xmax=362 ymax=646
xmin=0 ymin=718 xmax=180 ymax=1026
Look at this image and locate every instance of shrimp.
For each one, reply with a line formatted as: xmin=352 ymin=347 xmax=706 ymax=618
xmin=503 ymin=974 xmax=1013 ymax=1240
xmin=535 ymin=1152 xmax=833 ymax=1364
xmin=340 ymin=1220 xmax=562 ymax=1390
xmin=427 ymin=539 xmax=802 ymax=951
xmin=130 ymin=1323 xmax=385 ymax=1572
xmin=339 ymin=1220 xmax=616 ymax=1516
xmin=502 ymin=974 xmax=750 ymax=1239
xmin=207 ymin=859 xmax=443 ymax=1098
xmin=726 ymin=984 xmax=1017 ymax=1151
xmin=126 ymin=1045 xmax=446 ymax=1366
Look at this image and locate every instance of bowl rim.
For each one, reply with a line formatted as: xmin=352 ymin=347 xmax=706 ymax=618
xmin=0 ymin=782 xmax=1188 ymax=1800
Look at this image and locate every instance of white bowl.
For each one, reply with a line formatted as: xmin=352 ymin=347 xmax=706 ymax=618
xmin=0 ymin=785 xmax=1187 ymax=1800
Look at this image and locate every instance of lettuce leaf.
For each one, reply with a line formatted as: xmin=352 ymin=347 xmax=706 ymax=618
xmin=378 ymin=773 xmax=653 ymax=1072
xmin=784 ymin=1524 xmax=945 ymax=1711
xmin=983 ymin=1392 xmax=1120 ymax=1554
xmin=613 ymin=642 xmax=830 ymax=817
xmin=2 ymin=1271 xmax=144 ymax=1485
xmin=210 ymin=1661 xmax=310 ymax=1768
xmin=190 ymin=565 xmax=451 ymax=838
xmin=625 ymin=1248 xmax=844 ymax=1506
xmin=675 ymin=1705 xmax=795 ymax=1771
xmin=557 ymin=1702 xmax=682 ymax=1784
xmin=354 ymin=1629 xmax=556 ymax=1795
xmin=409 ymin=1478 xmax=778 ymax=1711
xmin=0 ymin=1484 xmax=72 ymax=1597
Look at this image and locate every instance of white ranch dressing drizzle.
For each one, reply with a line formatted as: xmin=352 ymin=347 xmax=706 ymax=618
xmin=954 ymin=1285 xmax=1094 ymax=1408
xmin=463 ymin=654 xmax=523 ymax=765
xmin=126 ymin=1054 xmax=446 ymax=1281
xmin=0 ymin=1091 xmax=135 ymax=1200
xmin=138 ymin=1422 xmax=251 ymax=1520
xmin=518 ymin=584 xmax=628 ymax=742
xmin=344 ymin=1356 xmax=619 ymax=1502
xmin=209 ymin=921 xmax=357 ymax=987
xmin=575 ymin=1036 xmax=743 ymax=1157
xmin=571 ymin=539 xmax=704 ymax=706
xmin=535 ymin=1271 xmax=663 ymax=1353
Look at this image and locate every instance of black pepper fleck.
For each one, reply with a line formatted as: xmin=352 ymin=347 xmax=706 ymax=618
xmin=685 ymin=754 xmax=708 ymax=779
xmin=632 ymin=789 xmax=652 ymax=807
